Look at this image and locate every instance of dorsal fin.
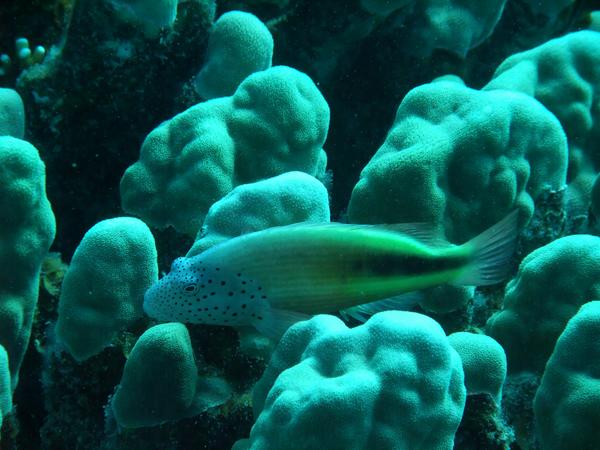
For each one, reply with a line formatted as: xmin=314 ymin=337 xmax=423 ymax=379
xmin=377 ymin=223 xmax=448 ymax=247
xmin=246 ymin=221 xmax=450 ymax=247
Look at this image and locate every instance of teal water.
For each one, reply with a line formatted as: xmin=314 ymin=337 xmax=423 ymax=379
xmin=0 ymin=1 xmax=597 ymax=449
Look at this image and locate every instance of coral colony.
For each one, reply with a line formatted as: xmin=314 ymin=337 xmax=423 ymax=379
xmin=1 ymin=0 xmax=600 ymax=449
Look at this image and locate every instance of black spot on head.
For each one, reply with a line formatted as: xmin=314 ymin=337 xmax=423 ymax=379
xmin=232 ymin=313 xmax=238 ymax=317
xmin=241 ymin=304 xmax=246 ymax=309
xmin=221 ymin=281 xmax=226 ymax=286
xmin=228 ymin=292 xmax=234 ymax=296
xmin=214 ymin=306 xmax=219 ymax=310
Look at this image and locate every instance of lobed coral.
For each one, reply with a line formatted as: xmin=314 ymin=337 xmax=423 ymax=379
xmin=0 ymin=136 xmax=55 ymax=389
xmin=194 ymin=10 xmax=274 ymax=99
xmin=245 ymin=311 xmax=466 ymax=450
xmin=1 ymin=1 xmax=599 ymax=449
xmin=348 ymin=78 xmax=567 ymax=243
xmin=110 ymin=322 xmax=231 ymax=428
xmin=485 ymin=31 xmax=600 ymax=216
xmin=533 ymin=301 xmax=600 ymax=449
xmin=108 ymin=0 xmax=179 ymax=38
xmin=0 ymin=347 xmax=11 ymax=428
xmin=120 ymin=65 xmax=329 ymax=235
xmin=0 ymin=88 xmax=24 ymax=138
xmin=448 ymin=332 xmax=507 ymax=404
xmin=55 ymin=217 xmax=158 ymax=361
xmin=486 ymin=234 xmax=600 ymax=375
xmin=187 ymin=171 xmax=330 ymax=256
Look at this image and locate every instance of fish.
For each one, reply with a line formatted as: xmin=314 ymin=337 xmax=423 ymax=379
xmin=143 ymin=211 xmax=519 ymax=338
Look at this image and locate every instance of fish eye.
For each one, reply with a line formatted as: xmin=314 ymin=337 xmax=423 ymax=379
xmin=184 ymin=283 xmax=197 ymax=293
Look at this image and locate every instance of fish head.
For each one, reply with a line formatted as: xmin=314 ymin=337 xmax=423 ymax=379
xmin=143 ymin=257 xmax=202 ymax=321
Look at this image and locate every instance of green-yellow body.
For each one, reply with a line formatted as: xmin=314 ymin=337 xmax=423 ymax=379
xmin=144 ymin=212 xmax=517 ymax=337
xmin=220 ymin=223 xmax=472 ymax=314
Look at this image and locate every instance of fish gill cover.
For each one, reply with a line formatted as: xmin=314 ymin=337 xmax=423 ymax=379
xmin=0 ymin=0 xmax=598 ymax=449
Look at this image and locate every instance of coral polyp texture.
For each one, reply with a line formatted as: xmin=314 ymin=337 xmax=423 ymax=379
xmin=55 ymin=217 xmax=158 ymax=361
xmin=2 ymin=0 xmax=600 ymax=448
xmin=110 ymin=322 xmax=231 ymax=428
xmin=194 ymin=10 xmax=274 ymax=99
xmin=0 ymin=346 xmax=11 ymax=428
xmin=484 ymin=31 xmax=600 ymax=214
xmin=0 ymin=136 xmax=55 ymax=388
xmin=120 ymin=65 xmax=329 ymax=235
xmin=0 ymin=88 xmax=24 ymax=138
xmin=533 ymin=301 xmax=600 ymax=450
xmin=448 ymin=332 xmax=507 ymax=404
xmin=358 ymin=0 xmax=507 ymax=57
xmin=348 ymin=78 xmax=567 ymax=243
xmin=243 ymin=311 xmax=466 ymax=450
xmin=108 ymin=0 xmax=179 ymax=37
xmin=487 ymin=234 xmax=600 ymax=375
xmin=187 ymin=171 xmax=330 ymax=256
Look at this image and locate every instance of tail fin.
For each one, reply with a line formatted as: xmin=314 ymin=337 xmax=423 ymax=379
xmin=453 ymin=211 xmax=519 ymax=286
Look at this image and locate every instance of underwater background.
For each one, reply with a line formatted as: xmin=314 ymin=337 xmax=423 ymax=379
xmin=1 ymin=0 xmax=600 ymax=448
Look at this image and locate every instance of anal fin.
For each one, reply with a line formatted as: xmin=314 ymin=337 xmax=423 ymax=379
xmin=340 ymin=291 xmax=423 ymax=323
xmin=252 ymin=307 xmax=310 ymax=340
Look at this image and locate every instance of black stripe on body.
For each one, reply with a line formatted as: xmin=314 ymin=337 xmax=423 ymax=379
xmin=351 ymin=252 xmax=468 ymax=277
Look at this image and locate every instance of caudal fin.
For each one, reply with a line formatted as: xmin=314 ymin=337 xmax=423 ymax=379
xmin=453 ymin=211 xmax=519 ymax=286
